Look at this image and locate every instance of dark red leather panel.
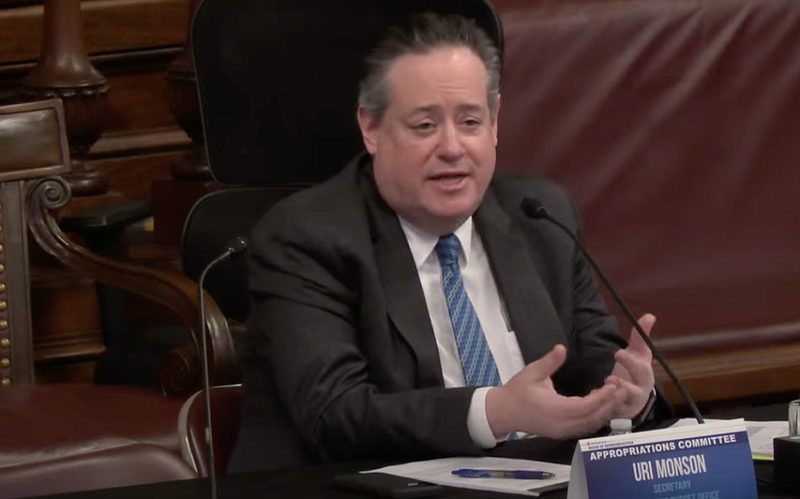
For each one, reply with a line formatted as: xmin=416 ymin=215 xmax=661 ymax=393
xmin=494 ymin=0 xmax=800 ymax=354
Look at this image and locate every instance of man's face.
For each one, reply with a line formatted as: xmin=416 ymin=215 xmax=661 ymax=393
xmin=358 ymin=46 xmax=499 ymax=235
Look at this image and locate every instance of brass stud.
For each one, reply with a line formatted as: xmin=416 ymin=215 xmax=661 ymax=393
xmin=0 ymin=302 xmax=7 ymax=312
xmin=0 ymin=359 xmax=8 ymax=368
xmin=0 ymin=225 xmax=3 ymax=234
xmin=0 ymin=244 xmax=4 ymax=254
xmin=0 ymin=338 xmax=8 ymax=347
xmin=0 ymin=283 xmax=5 ymax=293
xmin=0 ymin=321 xmax=7 ymax=331
xmin=0 ymin=264 xmax=4 ymax=274
xmin=1 ymin=378 xmax=10 ymax=386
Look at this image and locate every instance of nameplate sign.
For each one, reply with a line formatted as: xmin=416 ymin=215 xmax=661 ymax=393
xmin=567 ymin=419 xmax=757 ymax=499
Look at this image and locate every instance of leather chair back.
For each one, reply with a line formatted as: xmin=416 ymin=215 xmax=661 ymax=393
xmin=181 ymin=188 xmax=296 ymax=322
xmin=192 ymin=0 xmax=502 ymax=186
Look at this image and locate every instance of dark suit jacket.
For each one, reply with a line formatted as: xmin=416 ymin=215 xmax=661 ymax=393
xmin=229 ymin=153 xmax=631 ymax=472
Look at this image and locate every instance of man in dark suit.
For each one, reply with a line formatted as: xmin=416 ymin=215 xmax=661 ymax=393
xmin=232 ymin=11 xmax=657 ymax=468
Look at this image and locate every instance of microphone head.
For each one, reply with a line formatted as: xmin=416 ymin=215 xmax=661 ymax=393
xmin=521 ymin=198 xmax=548 ymax=219
xmin=224 ymin=236 xmax=249 ymax=256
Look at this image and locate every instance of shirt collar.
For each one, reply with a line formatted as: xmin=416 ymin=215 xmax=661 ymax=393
xmin=398 ymin=216 xmax=474 ymax=270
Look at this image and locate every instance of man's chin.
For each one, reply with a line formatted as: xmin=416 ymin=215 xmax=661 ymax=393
xmin=425 ymin=205 xmax=480 ymax=232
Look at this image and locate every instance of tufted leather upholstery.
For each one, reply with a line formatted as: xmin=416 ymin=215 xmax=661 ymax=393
xmin=0 ymin=384 xmax=184 ymax=470
xmin=0 ymin=444 xmax=196 ymax=499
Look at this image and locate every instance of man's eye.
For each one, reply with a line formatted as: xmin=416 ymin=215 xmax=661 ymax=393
xmin=413 ymin=123 xmax=434 ymax=131
xmin=463 ymin=119 xmax=481 ymax=127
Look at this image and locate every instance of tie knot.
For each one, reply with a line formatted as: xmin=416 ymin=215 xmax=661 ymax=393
xmin=434 ymin=234 xmax=461 ymax=266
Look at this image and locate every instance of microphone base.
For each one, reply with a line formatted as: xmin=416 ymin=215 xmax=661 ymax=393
xmin=773 ymin=436 xmax=800 ymax=491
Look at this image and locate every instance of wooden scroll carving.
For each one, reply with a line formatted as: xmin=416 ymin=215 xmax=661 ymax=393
xmin=26 ymin=176 xmax=237 ymax=395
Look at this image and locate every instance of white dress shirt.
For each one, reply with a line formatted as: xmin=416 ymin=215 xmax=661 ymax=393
xmin=398 ymin=216 xmax=526 ymax=448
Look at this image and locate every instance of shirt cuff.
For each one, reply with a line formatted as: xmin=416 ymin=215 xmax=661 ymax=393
xmin=467 ymin=387 xmax=500 ymax=449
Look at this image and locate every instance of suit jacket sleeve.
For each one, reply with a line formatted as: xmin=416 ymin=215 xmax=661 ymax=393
xmin=244 ymin=202 xmax=480 ymax=462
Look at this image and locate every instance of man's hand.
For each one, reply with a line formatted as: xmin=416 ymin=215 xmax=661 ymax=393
xmin=485 ymin=344 xmax=622 ymax=439
xmin=605 ymin=314 xmax=657 ymax=419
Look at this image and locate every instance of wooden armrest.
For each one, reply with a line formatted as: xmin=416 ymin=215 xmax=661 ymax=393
xmin=26 ymin=176 xmax=236 ymax=395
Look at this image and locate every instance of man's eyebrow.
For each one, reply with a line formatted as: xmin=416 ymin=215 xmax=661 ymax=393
xmin=407 ymin=104 xmax=486 ymax=116
xmin=408 ymin=105 xmax=441 ymax=116
xmin=456 ymin=103 xmax=485 ymax=114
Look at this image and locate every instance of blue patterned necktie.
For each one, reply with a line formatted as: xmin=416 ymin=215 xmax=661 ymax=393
xmin=434 ymin=234 xmax=501 ymax=387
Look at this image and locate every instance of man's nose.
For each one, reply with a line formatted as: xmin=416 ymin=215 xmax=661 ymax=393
xmin=437 ymin=123 xmax=466 ymax=161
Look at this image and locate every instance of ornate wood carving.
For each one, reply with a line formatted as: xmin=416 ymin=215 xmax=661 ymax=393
xmin=27 ymin=176 xmax=237 ymax=395
xmin=161 ymin=343 xmax=201 ymax=396
xmin=19 ymin=0 xmax=109 ymax=196
xmin=165 ymin=0 xmax=210 ymax=180
xmin=0 ymin=98 xmax=72 ymax=387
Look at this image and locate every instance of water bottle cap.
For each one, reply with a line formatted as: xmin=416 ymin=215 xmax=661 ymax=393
xmin=610 ymin=418 xmax=632 ymax=432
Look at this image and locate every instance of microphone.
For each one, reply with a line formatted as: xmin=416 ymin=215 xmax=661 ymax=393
xmin=197 ymin=236 xmax=248 ymax=499
xmin=521 ymin=198 xmax=704 ymax=425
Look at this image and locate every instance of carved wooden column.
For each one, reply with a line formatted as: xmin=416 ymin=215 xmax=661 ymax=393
xmin=153 ymin=0 xmax=221 ymax=245
xmin=165 ymin=0 xmax=210 ymax=181
xmin=19 ymin=0 xmax=109 ymax=197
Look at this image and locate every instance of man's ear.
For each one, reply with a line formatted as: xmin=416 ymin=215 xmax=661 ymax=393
xmin=357 ymin=106 xmax=380 ymax=155
xmin=491 ymin=94 xmax=501 ymax=146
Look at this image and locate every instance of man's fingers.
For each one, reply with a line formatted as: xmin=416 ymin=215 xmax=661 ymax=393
xmin=628 ymin=314 xmax=657 ymax=356
xmin=607 ymin=374 xmax=638 ymax=395
xmin=555 ymin=387 xmax=618 ymax=436
xmin=528 ymin=344 xmax=568 ymax=380
xmin=614 ymin=349 xmax=654 ymax=387
xmin=560 ymin=383 xmax=618 ymax=420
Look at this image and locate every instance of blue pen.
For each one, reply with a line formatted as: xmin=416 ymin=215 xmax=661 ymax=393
xmin=451 ymin=469 xmax=556 ymax=479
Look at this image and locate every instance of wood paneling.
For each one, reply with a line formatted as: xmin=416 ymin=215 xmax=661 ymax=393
xmin=0 ymin=0 xmax=189 ymax=64
xmin=92 ymin=127 xmax=191 ymax=158
xmin=30 ymin=262 xmax=104 ymax=363
xmin=92 ymin=130 xmax=190 ymax=200
xmin=2 ymin=52 xmax=183 ymax=131
xmin=657 ymin=345 xmax=800 ymax=408
xmin=102 ymin=67 xmax=177 ymax=133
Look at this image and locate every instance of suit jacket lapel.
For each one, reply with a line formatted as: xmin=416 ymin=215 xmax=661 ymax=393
xmin=474 ymin=189 xmax=566 ymax=364
xmin=360 ymin=163 xmax=444 ymax=388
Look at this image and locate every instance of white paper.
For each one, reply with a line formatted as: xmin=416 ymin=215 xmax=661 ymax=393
xmin=669 ymin=418 xmax=789 ymax=457
xmin=365 ymin=456 xmax=570 ymax=496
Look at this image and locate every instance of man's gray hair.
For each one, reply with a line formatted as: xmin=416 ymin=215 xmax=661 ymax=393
xmin=358 ymin=12 xmax=501 ymax=122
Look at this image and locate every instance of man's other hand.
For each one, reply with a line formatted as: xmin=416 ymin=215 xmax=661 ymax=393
xmin=485 ymin=344 xmax=622 ymax=439
xmin=605 ymin=313 xmax=657 ymax=420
